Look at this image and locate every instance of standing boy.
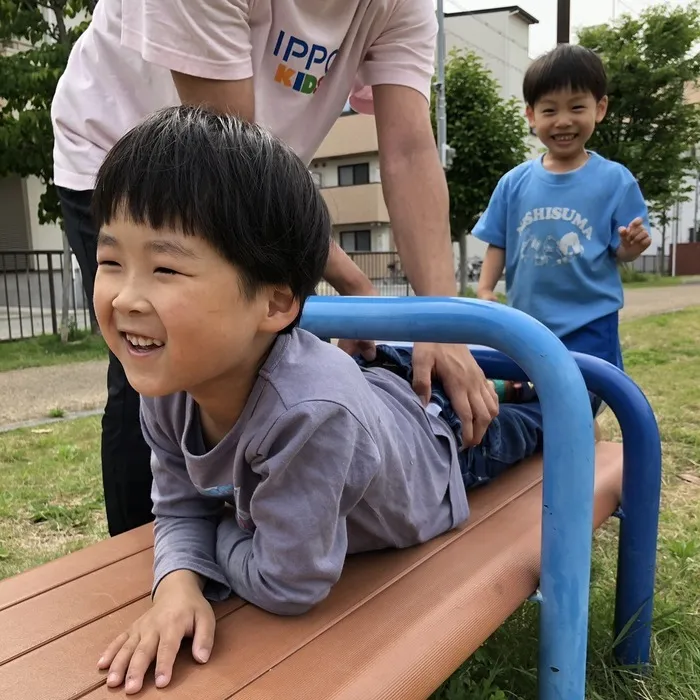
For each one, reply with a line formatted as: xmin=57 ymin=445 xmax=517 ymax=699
xmin=474 ymin=44 xmax=651 ymax=375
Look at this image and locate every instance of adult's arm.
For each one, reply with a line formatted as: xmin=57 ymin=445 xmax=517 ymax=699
xmin=171 ymin=72 xmax=255 ymax=122
xmin=373 ymin=84 xmax=454 ymax=296
xmin=352 ymin=0 xmax=453 ymax=292
xmin=121 ymin=0 xmax=256 ymax=109
xmin=348 ymin=0 xmax=499 ymax=443
xmin=373 ymin=84 xmax=498 ymax=443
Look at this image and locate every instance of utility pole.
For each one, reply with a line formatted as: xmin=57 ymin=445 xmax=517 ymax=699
xmin=436 ymin=0 xmax=448 ymax=168
xmin=693 ymin=167 xmax=699 ymax=243
xmin=557 ymin=0 xmax=571 ymax=44
xmin=672 ymin=200 xmax=680 ymax=277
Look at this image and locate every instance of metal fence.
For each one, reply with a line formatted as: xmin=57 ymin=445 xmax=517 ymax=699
xmin=629 ymin=253 xmax=665 ymax=275
xmin=0 ymin=250 xmax=92 ymax=342
xmin=317 ymin=251 xmax=413 ymax=297
xmin=0 ymin=250 xmax=414 ymax=342
xmin=0 ymin=248 xmax=678 ymax=342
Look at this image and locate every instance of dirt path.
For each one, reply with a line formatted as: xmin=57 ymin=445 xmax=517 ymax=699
xmin=0 ymin=360 xmax=107 ymax=426
xmin=0 ymin=284 xmax=697 ymax=427
xmin=620 ymin=283 xmax=700 ymax=320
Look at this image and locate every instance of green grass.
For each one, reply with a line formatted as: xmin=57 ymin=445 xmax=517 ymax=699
xmin=431 ymin=308 xmax=700 ymax=700
xmin=622 ymin=274 xmax=684 ymax=289
xmin=0 ymin=310 xmax=699 ymax=698
xmin=0 ymin=417 xmax=106 ymax=577
xmin=0 ymin=330 xmax=107 ymax=372
xmin=618 ymin=264 xmax=700 ymax=288
xmin=460 ymin=287 xmax=508 ymax=304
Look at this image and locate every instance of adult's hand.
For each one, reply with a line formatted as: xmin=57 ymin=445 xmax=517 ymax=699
xmin=412 ymin=343 xmax=499 ymax=446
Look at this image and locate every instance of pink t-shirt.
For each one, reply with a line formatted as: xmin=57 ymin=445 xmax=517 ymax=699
xmin=52 ymin=0 xmax=438 ymax=191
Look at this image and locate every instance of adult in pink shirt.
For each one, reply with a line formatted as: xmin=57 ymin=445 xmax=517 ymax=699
xmin=52 ymin=0 xmax=499 ymax=537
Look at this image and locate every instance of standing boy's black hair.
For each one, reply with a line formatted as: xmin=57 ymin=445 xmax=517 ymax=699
xmin=523 ymin=44 xmax=608 ymax=107
xmin=91 ymin=105 xmax=331 ymax=322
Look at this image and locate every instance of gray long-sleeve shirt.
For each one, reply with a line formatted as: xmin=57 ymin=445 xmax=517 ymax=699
xmin=142 ymin=328 xmax=469 ymax=615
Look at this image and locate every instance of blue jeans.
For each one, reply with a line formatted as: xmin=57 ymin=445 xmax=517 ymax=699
xmin=355 ymin=346 xmax=544 ymax=491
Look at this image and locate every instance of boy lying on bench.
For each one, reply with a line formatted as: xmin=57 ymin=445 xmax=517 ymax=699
xmin=91 ymin=106 xmax=544 ymax=694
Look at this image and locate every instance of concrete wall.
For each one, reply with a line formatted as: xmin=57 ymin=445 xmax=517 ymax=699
xmin=444 ymin=11 xmax=532 ymax=102
xmin=26 ymin=177 xmax=63 ymax=251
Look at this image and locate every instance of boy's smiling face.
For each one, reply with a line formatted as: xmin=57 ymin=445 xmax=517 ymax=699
xmin=94 ymin=217 xmax=296 ymax=402
xmin=526 ymin=88 xmax=608 ymax=165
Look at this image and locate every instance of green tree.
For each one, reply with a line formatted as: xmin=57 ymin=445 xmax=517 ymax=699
xmin=0 ymin=0 xmax=93 ymax=224
xmin=433 ymin=49 xmax=529 ymax=294
xmin=0 ymin=0 xmax=93 ymax=339
xmin=578 ymin=2 xmax=700 ymax=269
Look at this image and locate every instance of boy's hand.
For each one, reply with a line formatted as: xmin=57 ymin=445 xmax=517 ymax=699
xmin=476 ymin=289 xmax=499 ymax=302
xmin=618 ymin=217 xmax=651 ymax=261
xmin=97 ymin=570 xmax=215 ymax=695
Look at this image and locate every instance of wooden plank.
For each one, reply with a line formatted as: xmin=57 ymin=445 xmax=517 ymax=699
xmin=232 ymin=443 xmax=623 ymax=700
xmin=232 ymin=492 xmax=544 ymax=700
xmin=2 ymin=445 xmax=622 ymax=700
xmin=0 ymin=598 xmax=245 ymax=700
xmin=76 ymin=460 xmax=549 ymax=699
xmin=0 ymin=526 xmax=153 ymax=613
xmin=0 ymin=550 xmax=153 ymax=666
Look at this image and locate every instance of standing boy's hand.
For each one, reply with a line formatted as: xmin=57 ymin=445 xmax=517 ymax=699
xmin=476 ymin=289 xmax=500 ymax=302
xmin=97 ymin=570 xmax=215 ymax=694
xmin=617 ymin=217 xmax=651 ymax=262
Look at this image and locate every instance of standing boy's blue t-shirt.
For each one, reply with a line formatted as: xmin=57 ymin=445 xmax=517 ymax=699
xmin=473 ymin=152 xmax=649 ymax=340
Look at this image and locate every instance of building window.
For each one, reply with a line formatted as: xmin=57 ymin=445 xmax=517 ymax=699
xmin=340 ymin=230 xmax=372 ymax=252
xmin=338 ymin=163 xmax=369 ymax=187
xmin=310 ymin=171 xmax=322 ymax=187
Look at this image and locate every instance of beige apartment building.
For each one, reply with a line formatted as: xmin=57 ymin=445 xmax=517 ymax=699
xmin=310 ymin=5 xmax=539 ymax=265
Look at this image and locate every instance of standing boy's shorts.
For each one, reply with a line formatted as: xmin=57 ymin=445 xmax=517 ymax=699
xmin=487 ymin=312 xmax=624 ymax=417
xmin=560 ymin=311 xmax=624 ymax=416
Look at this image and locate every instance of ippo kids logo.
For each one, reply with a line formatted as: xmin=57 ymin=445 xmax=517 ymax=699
xmin=272 ymin=30 xmax=338 ymax=95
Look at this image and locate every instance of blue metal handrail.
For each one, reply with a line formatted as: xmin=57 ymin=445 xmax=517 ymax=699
xmin=301 ymin=296 xmax=596 ymax=700
xmin=469 ymin=346 xmax=661 ymax=669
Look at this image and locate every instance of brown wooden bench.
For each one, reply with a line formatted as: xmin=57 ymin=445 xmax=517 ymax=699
xmin=0 ymin=442 xmax=623 ymax=700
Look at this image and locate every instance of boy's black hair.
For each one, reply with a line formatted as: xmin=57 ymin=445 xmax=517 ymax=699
xmin=92 ymin=105 xmax=331 ymax=329
xmin=523 ymin=44 xmax=607 ymax=107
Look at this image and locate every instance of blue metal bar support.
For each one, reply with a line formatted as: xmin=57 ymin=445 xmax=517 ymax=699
xmin=465 ymin=347 xmax=662 ymax=667
xmin=573 ymin=353 xmax=661 ymax=667
xmin=301 ymin=296 xmax=596 ymax=700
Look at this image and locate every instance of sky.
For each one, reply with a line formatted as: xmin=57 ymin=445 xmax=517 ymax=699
xmin=442 ymin=0 xmax=694 ymax=57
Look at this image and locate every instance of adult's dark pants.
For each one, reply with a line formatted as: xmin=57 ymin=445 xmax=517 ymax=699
xmin=57 ymin=186 xmax=154 ymax=536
